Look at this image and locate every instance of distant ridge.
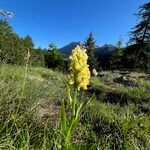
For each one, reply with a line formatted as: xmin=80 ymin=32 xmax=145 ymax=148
xmin=59 ymin=42 xmax=115 ymax=57
xmin=59 ymin=41 xmax=81 ymax=57
xmin=95 ymin=44 xmax=116 ymax=55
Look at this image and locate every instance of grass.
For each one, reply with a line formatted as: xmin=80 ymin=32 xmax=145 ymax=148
xmin=0 ymin=63 xmax=150 ymax=149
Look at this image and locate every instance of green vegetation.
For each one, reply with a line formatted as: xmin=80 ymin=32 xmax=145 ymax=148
xmin=0 ymin=19 xmax=67 ymax=71
xmin=0 ymin=63 xmax=66 ymax=149
xmin=110 ymin=2 xmax=150 ymax=72
xmin=45 ymin=43 xmax=68 ymax=71
xmin=84 ymin=32 xmax=97 ymax=71
xmin=0 ymin=63 xmax=149 ymax=149
xmin=0 ymin=1 xmax=150 ymax=150
xmin=130 ymin=2 xmax=150 ymax=44
xmin=110 ymin=36 xmax=124 ymax=70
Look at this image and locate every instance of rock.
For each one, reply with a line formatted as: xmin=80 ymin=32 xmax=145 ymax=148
xmin=92 ymin=69 xmax=98 ymax=76
xmin=52 ymin=77 xmax=59 ymax=80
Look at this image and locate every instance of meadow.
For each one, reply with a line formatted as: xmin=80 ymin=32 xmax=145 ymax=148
xmin=0 ymin=63 xmax=149 ymax=150
xmin=0 ymin=1 xmax=150 ymax=149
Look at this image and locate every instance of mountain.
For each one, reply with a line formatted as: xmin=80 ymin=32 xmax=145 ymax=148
xmin=95 ymin=44 xmax=116 ymax=69
xmin=95 ymin=44 xmax=116 ymax=55
xmin=59 ymin=42 xmax=115 ymax=57
xmin=59 ymin=42 xmax=116 ymax=69
xmin=59 ymin=41 xmax=81 ymax=57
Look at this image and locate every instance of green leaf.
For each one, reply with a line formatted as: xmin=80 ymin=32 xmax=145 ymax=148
xmin=70 ymin=118 xmax=79 ymax=136
xmin=66 ymin=83 xmax=73 ymax=107
xmin=61 ymin=99 xmax=67 ymax=134
xmin=76 ymin=103 xmax=83 ymax=119
xmin=76 ymin=94 xmax=94 ymax=119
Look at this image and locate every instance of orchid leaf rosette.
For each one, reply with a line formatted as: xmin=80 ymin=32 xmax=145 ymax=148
xmin=60 ymin=45 xmax=91 ymax=149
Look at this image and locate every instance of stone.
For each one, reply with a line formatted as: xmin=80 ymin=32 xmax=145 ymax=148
xmin=92 ymin=69 xmax=98 ymax=76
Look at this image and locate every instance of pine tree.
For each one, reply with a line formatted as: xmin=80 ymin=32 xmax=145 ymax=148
xmin=45 ymin=43 xmax=66 ymax=70
xmin=33 ymin=47 xmax=46 ymax=67
xmin=111 ymin=36 xmax=124 ymax=69
xmin=130 ymin=2 xmax=150 ymax=44
xmin=0 ymin=19 xmax=13 ymax=35
xmin=125 ymin=2 xmax=150 ymax=71
xmin=48 ymin=43 xmax=57 ymax=51
xmin=23 ymin=35 xmax=34 ymax=49
xmin=84 ymin=32 xmax=96 ymax=71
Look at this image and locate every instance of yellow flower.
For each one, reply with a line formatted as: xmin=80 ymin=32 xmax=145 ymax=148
xmin=69 ymin=45 xmax=90 ymax=90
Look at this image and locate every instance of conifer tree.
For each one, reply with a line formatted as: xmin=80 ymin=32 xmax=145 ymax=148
xmin=130 ymin=2 xmax=150 ymax=44
xmin=45 ymin=43 xmax=66 ymax=70
xmin=125 ymin=2 xmax=150 ymax=71
xmin=111 ymin=36 xmax=124 ymax=69
xmin=84 ymin=32 xmax=96 ymax=71
xmin=23 ymin=35 xmax=34 ymax=50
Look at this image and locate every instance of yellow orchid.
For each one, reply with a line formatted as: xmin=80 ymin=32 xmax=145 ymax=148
xmin=69 ymin=45 xmax=90 ymax=90
xmin=61 ymin=45 xmax=92 ymax=149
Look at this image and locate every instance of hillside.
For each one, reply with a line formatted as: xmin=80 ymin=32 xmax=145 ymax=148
xmin=0 ymin=64 xmax=150 ymax=149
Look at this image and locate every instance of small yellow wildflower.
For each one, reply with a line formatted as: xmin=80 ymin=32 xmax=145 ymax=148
xmin=69 ymin=45 xmax=90 ymax=90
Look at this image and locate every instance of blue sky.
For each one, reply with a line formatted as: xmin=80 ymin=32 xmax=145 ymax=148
xmin=0 ymin=0 xmax=149 ymax=48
